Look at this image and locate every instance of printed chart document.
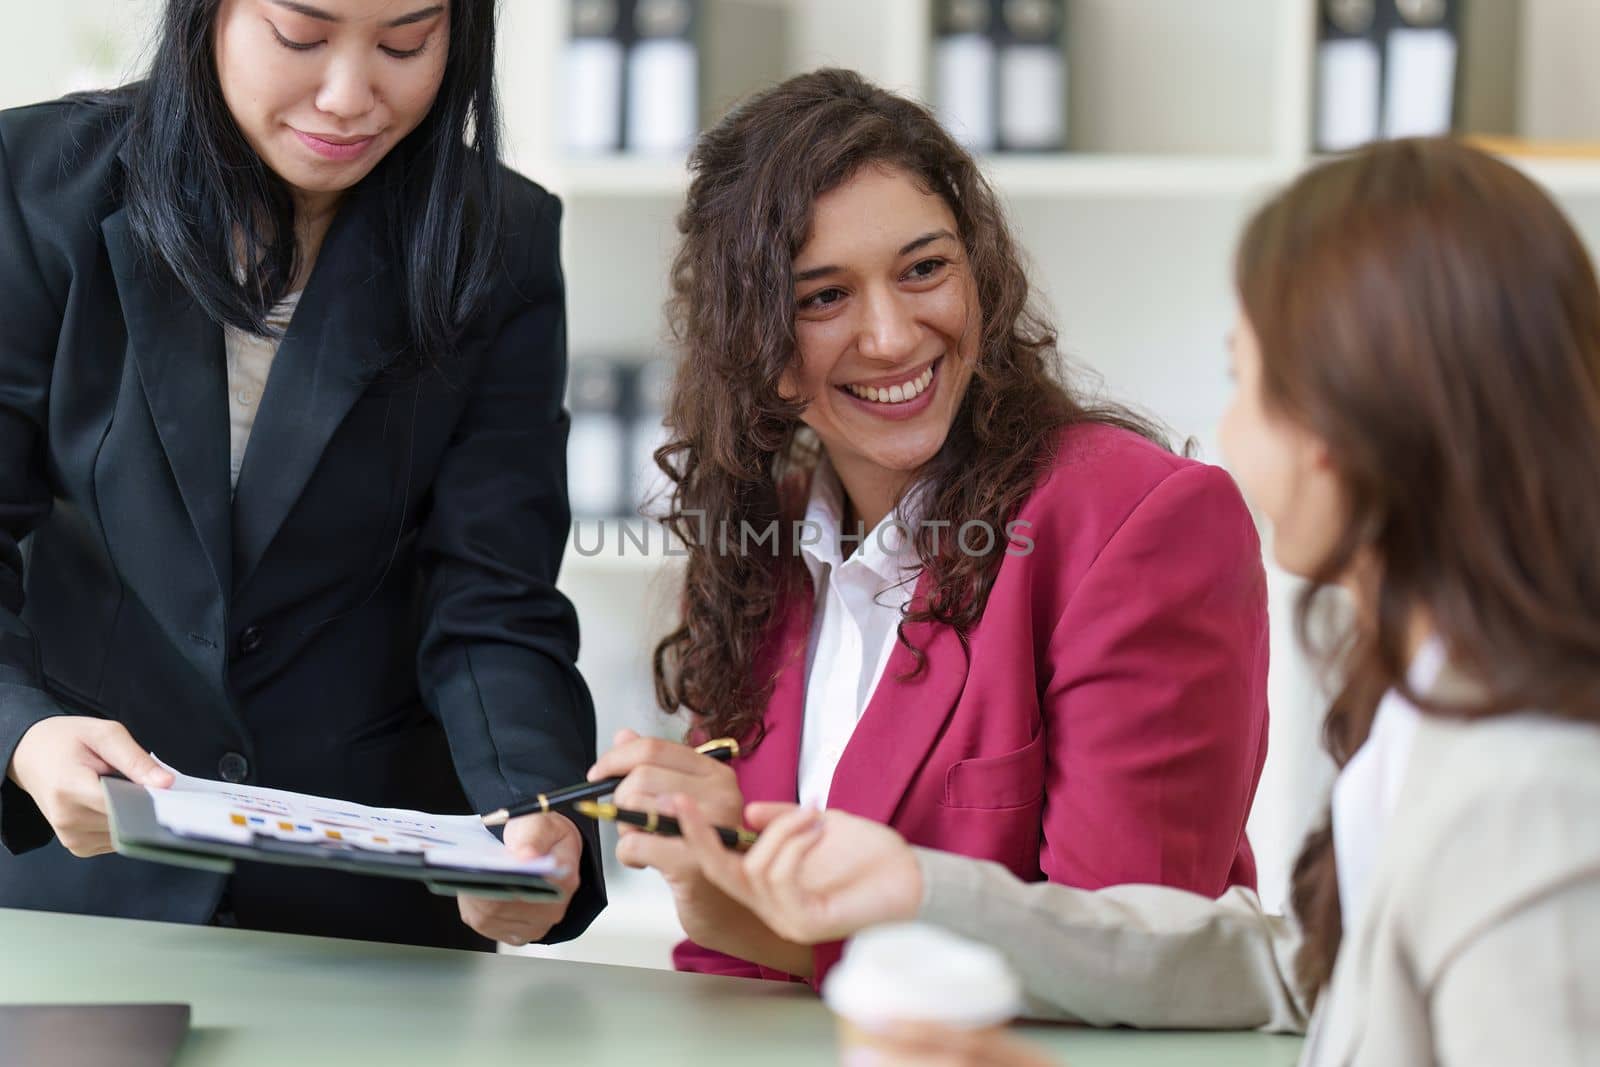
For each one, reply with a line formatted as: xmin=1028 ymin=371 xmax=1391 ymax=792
xmin=105 ymin=758 xmax=564 ymax=900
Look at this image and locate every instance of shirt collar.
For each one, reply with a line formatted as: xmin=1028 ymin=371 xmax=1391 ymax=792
xmin=798 ymin=456 xmax=925 ymax=585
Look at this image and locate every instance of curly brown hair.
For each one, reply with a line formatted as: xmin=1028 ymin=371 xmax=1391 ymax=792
xmin=650 ymin=68 xmax=1167 ymax=744
xmin=1236 ymin=139 xmax=1600 ymax=1006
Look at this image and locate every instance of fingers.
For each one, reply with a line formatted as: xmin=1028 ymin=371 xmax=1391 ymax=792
xmin=741 ymin=807 xmax=824 ymax=942
xmin=673 ymin=795 xmax=752 ymax=901
xmin=742 ymin=805 xmax=821 ymax=878
xmin=610 ymin=765 xmax=699 ymax=807
xmin=743 ymin=802 xmax=801 ymax=830
xmin=51 ymin=775 xmax=115 ymax=857
xmin=500 ymin=815 xmax=583 ymax=899
xmin=588 ymin=733 xmax=727 ymax=783
xmin=63 ymin=838 xmax=113 ymax=858
xmin=611 ymin=766 xmax=741 ymax=826
xmin=56 ymin=829 xmax=114 ymax=859
xmin=759 ymin=812 xmax=822 ymax=896
xmin=502 ymin=812 xmax=578 ymax=859
xmin=613 ymin=826 xmax=692 ymax=876
xmin=33 ymin=761 xmax=117 ymax=857
xmin=82 ymin=722 xmax=172 ymax=788
xmin=458 ymin=889 xmax=577 ymax=947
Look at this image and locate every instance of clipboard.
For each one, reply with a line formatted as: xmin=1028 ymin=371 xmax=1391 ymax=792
xmin=104 ymin=778 xmax=562 ymax=903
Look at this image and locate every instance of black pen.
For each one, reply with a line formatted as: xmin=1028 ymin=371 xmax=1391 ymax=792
xmin=480 ymin=737 xmax=740 ymax=827
xmin=572 ymin=800 xmax=759 ymax=851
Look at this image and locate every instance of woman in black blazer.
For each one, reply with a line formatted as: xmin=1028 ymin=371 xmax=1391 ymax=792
xmin=0 ymin=0 xmax=603 ymax=951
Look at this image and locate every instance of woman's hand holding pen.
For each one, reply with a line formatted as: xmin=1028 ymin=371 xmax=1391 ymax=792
xmin=675 ymin=799 xmax=924 ymax=945
xmin=588 ymin=729 xmax=811 ymax=975
xmin=589 ymin=727 xmax=743 ymax=893
xmin=5 ymin=717 xmax=174 ymax=857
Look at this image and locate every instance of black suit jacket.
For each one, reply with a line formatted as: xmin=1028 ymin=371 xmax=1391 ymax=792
xmin=0 ymin=97 xmax=604 ymax=949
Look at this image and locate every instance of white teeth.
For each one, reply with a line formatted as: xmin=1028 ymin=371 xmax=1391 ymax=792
xmin=845 ymin=364 xmax=935 ymax=405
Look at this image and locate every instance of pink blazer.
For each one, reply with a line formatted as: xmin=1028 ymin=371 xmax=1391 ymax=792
xmin=674 ymin=424 xmax=1271 ymax=985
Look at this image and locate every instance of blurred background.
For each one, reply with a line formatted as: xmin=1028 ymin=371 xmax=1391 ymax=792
xmin=6 ymin=0 xmax=1597 ymax=968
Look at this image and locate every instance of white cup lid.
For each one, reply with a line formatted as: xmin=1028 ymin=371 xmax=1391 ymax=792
xmin=822 ymin=922 xmax=1023 ymax=1029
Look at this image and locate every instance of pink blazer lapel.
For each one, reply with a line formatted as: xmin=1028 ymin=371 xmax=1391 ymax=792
xmin=736 ymin=586 xmax=813 ymax=805
xmin=825 ymin=576 xmax=972 ymax=826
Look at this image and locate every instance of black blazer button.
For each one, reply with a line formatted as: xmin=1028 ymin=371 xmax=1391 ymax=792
xmin=217 ymin=752 xmax=250 ymax=783
xmin=237 ymin=626 xmax=264 ymax=655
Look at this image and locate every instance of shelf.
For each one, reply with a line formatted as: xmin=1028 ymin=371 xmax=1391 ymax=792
xmin=540 ymin=151 xmax=1600 ymax=204
xmin=1501 ymin=157 xmax=1600 ymax=198
xmin=980 ymin=154 xmax=1297 ymax=200
xmin=538 ymin=153 xmax=1306 ymax=202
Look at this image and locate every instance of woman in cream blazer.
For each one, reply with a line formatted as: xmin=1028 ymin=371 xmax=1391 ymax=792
xmin=670 ymin=138 xmax=1600 ymax=1066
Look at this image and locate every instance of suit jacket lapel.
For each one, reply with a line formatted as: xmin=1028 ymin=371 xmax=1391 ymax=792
xmin=231 ymin=180 xmax=402 ymax=591
xmin=738 ymin=586 xmax=813 ymax=804
xmin=825 ymin=572 xmax=971 ymax=825
xmin=101 ymin=208 xmax=233 ymax=598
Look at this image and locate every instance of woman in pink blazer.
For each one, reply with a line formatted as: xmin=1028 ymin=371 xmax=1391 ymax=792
xmin=587 ymin=69 xmax=1269 ymax=985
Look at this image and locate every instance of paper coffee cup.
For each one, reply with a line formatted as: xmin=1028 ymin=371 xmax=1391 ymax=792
xmin=822 ymin=922 xmax=1023 ymax=1065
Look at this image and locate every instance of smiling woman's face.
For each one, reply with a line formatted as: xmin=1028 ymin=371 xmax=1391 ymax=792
xmin=213 ymin=0 xmax=450 ymax=201
xmin=784 ymin=165 xmax=981 ymax=501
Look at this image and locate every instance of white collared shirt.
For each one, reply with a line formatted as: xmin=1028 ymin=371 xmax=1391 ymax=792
xmin=1331 ymin=636 xmax=1446 ymax=937
xmin=795 ymin=458 xmax=924 ymax=808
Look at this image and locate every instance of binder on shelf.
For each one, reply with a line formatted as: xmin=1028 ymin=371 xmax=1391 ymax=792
xmin=565 ymin=0 xmax=626 ymax=155
xmin=625 ymin=0 xmax=700 ymax=155
xmin=996 ymin=0 xmax=1066 ymax=152
xmin=1315 ymin=0 xmax=1460 ymax=153
xmin=1315 ymin=0 xmax=1382 ymax=151
xmin=567 ymin=358 xmax=631 ymax=519
xmin=1381 ymin=0 xmax=1459 ymax=141
xmin=933 ymin=0 xmax=998 ymax=153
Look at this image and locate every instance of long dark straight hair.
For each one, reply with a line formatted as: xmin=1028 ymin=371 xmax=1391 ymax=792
xmin=1237 ymin=139 xmax=1600 ymax=1005
xmin=118 ymin=0 xmax=504 ymax=358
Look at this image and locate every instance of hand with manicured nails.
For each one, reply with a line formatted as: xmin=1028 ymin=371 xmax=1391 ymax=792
xmin=674 ymin=798 xmax=924 ymax=945
xmin=457 ymin=811 xmax=582 ymax=946
xmin=5 ymin=716 xmax=174 ymax=857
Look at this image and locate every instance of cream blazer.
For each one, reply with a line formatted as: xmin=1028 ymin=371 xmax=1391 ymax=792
xmin=915 ymin=710 xmax=1600 ymax=1065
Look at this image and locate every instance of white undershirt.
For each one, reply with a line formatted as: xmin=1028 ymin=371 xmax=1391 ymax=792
xmin=795 ymin=458 xmax=924 ymax=809
xmin=223 ymin=291 xmax=301 ymax=489
xmin=1331 ymin=636 xmax=1445 ymax=936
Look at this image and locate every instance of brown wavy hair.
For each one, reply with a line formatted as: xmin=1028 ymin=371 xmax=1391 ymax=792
xmin=1236 ymin=138 xmax=1600 ymax=1006
xmin=652 ymin=68 xmax=1166 ymax=742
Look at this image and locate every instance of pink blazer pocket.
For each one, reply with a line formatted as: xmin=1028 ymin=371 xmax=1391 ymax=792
xmin=941 ymin=731 xmax=1047 ymax=810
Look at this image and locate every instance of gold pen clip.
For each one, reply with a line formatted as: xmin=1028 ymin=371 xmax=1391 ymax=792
xmin=693 ymin=737 xmax=740 ymax=760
